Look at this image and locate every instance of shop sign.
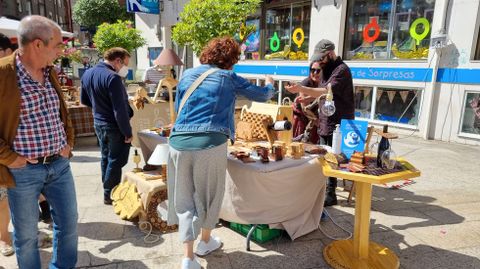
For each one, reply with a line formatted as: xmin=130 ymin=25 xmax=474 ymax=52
xmin=126 ymin=0 xmax=159 ymax=14
xmin=350 ymin=67 xmax=432 ymax=82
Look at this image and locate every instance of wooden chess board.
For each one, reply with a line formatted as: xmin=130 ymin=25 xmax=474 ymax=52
xmin=239 ymin=111 xmax=273 ymax=140
xmin=357 ymin=159 xmax=405 ymax=176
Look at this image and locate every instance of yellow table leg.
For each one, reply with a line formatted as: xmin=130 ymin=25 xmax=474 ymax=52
xmin=323 ymin=182 xmax=399 ymax=269
xmin=353 ymin=182 xmax=372 ymax=258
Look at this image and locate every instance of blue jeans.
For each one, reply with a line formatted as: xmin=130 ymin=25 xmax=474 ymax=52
xmin=7 ymin=157 xmax=78 ymax=269
xmin=94 ymin=123 xmax=131 ymax=199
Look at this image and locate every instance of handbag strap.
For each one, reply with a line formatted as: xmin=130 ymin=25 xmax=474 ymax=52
xmin=177 ymin=68 xmax=220 ymax=116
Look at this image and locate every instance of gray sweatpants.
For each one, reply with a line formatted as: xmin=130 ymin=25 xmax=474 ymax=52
xmin=167 ymin=143 xmax=227 ymax=242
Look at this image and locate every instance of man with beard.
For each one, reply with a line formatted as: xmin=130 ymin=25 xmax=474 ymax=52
xmin=286 ymin=39 xmax=354 ymax=206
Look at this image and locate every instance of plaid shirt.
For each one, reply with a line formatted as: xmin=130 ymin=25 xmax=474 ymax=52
xmin=12 ymin=54 xmax=67 ymax=159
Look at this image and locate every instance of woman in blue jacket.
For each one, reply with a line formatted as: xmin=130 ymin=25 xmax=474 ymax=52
xmin=168 ymin=36 xmax=275 ymax=269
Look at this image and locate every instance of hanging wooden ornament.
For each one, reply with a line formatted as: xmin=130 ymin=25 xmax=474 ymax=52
xmin=399 ymin=91 xmax=409 ymax=103
xmin=363 ymin=88 xmax=372 ymax=98
xmin=387 ymin=91 xmax=396 ymax=104
xmin=376 ymin=89 xmax=384 ymax=101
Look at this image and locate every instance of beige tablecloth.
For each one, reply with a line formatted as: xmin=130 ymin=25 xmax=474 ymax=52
xmin=137 ymin=130 xmax=168 ymax=163
xmin=219 ymin=156 xmax=327 ymax=240
xmin=135 ymin=129 xmax=327 ymax=240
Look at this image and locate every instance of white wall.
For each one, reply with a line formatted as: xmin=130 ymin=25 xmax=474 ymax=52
xmin=430 ymin=0 xmax=480 ymax=145
xmin=135 ymin=13 xmax=163 ymax=78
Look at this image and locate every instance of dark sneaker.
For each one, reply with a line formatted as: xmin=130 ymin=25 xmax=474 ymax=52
xmin=324 ymin=195 xmax=338 ymax=207
xmin=104 ymin=197 xmax=113 ymax=205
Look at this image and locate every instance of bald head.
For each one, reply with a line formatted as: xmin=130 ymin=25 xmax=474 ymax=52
xmin=18 ymin=15 xmax=62 ymax=47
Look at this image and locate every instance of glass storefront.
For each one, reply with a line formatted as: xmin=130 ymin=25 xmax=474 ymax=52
xmin=354 ymin=86 xmax=374 ymax=119
xmin=344 ymin=0 xmax=435 ymax=60
xmin=354 ymin=85 xmax=422 ymax=126
xmin=460 ymin=92 xmax=480 ymax=136
xmin=240 ymin=0 xmax=311 ymax=61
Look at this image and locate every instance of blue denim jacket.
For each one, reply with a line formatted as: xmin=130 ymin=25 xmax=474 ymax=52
xmin=173 ymin=64 xmax=275 ymax=140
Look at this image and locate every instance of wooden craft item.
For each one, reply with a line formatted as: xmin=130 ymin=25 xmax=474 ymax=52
xmin=246 ymin=102 xmax=293 ymax=146
xmin=111 ymin=181 xmax=143 ymax=220
xmin=236 ymin=121 xmax=254 ymax=141
xmin=374 ymin=128 xmax=399 ymax=139
xmin=273 ymin=141 xmax=287 ymax=156
xmin=255 ymin=146 xmax=270 ymax=163
xmin=290 ymin=142 xmax=304 ymax=159
xmin=272 ymin=145 xmax=284 ymax=161
xmin=262 ymin=119 xmax=277 ymax=146
xmin=137 ymin=170 xmax=163 ymax=181
xmin=240 ymin=109 xmax=273 ymax=141
xmin=350 ymin=151 xmax=364 ymax=165
xmin=145 ymin=189 xmax=178 ymax=233
xmin=132 ymin=87 xmax=154 ymax=110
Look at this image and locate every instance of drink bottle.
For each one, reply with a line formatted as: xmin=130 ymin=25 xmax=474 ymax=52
xmin=332 ymin=124 xmax=342 ymax=154
xmin=269 ymin=120 xmax=292 ymax=131
xmin=377 ymin=125 xmax=390 ymax=167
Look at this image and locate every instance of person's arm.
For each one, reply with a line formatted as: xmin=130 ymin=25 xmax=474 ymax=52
xmin=0 ymin=139 xmax=19 ymax=167
xmin=80 ymin=78 xmax=92 ymax=108
xmin=285 ymin=83 xmax=328 ymax=97
xmin=108 ymin=75 xmax=133 ymax=140
xmin=232 ymin=72 xmax=275 ymax=102
xmin=142 ymin=69 xmax=152 ymax=84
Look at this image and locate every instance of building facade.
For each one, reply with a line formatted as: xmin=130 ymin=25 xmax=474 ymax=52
xmin=0 ymin=0 xmax=73 ymax=31
xmin=147 ymin=0 xmax=480 ymax=145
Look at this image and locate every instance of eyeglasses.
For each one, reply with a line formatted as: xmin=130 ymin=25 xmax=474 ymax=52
xmin=310 ymin=68 xmax=321 ymax=74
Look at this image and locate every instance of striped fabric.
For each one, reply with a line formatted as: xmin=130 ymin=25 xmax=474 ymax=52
xmin=142 ymin=66 xmax=168 ymax=84
xmin=12 ymin=54 xmax=67 ymax=159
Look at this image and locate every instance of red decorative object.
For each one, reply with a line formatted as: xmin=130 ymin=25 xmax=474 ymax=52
xmin=363 ymin=18 xmax=380 ymax=43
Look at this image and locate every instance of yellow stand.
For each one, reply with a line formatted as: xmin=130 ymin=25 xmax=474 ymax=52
xmin=320 ymin=158 xmax=421 ymax=269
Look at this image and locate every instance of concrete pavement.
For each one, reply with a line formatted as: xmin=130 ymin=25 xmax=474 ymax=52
xmin=1 ymin=135 xmax=479 ymax=269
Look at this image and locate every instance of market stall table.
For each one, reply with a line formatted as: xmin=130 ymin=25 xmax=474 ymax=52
xmin=121 ymin=171 xmax=177 ymax=232
xmin=219 ymin=153 xmax=327 ymax=243
xmin=135 ymin=129 xmax=328 ymax=244
xmin=68 ymin=104 xmax=95 ymax=137
xmin=319 ymin=158 xmax=421 ymax=269
xmin=137 ymin=130 xmax=168 ymax=164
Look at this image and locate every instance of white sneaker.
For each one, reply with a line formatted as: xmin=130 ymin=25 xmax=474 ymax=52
xmin=195 ymin=235 xmax=222 ymax=256
xmin=181 ymin=256 xmax=201 ymax=269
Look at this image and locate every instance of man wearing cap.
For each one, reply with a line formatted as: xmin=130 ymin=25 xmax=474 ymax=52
xmin=286 ymin=39 xmax=354 ymax=206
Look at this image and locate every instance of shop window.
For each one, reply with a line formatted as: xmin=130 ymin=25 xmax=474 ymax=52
xmin=354 ymin=86 xmax=373 ymax=119
xmin=263 ymin=1 xmax=310 ymax=61
xmin=240 ymin=18 xmax=261 ymax=60
xmin=460 ymin=92 xmax=480 ymax=136
xmin=475 ymin=28 xmax=480 ymax=60
xmin=374 ymin=87 xmax=421 ymax=125
xmin=344 ymin=0 xmax=435 ymax=60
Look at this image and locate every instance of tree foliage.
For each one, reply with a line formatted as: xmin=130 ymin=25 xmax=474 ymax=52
xmin=172 ymin=0 xmax=261 ymax=56
xmin=72 ymin=0 xmax=129 ymax=29
xmin=93 ymin=21 xmax=146 ymax=54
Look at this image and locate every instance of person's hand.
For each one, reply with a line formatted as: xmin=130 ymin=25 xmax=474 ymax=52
xmin=297 ymin=95 xmax=315 ymax=104
xmin=285 ymin=83 xmax=302 ymax=93
xmin=59 ymin=145 xmax=72 ymax=158
xmin=7 ymin=155 xmax=37 ymax=168
xmin=265 ymin=75 xmax=274 ymax=85
xmin=125 ymin=136 xmax=133 ymax=143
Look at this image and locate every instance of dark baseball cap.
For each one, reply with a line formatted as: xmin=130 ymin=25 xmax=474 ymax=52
xmin=310 ymin=39 xmax=335 ymax=62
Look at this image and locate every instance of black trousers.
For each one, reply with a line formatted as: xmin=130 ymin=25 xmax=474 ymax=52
xmin=319 ymin=135 xmax=337 ymax=191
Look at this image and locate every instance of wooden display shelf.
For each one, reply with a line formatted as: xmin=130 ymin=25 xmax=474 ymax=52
xmin=319 ymin=157 xmax=420 ymax=185
xmin=319 ymin=157 xmax=421 ymax=269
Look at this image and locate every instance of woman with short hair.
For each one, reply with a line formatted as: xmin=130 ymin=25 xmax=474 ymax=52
xmin=168 ymin=36 xmax=275 ymax=269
